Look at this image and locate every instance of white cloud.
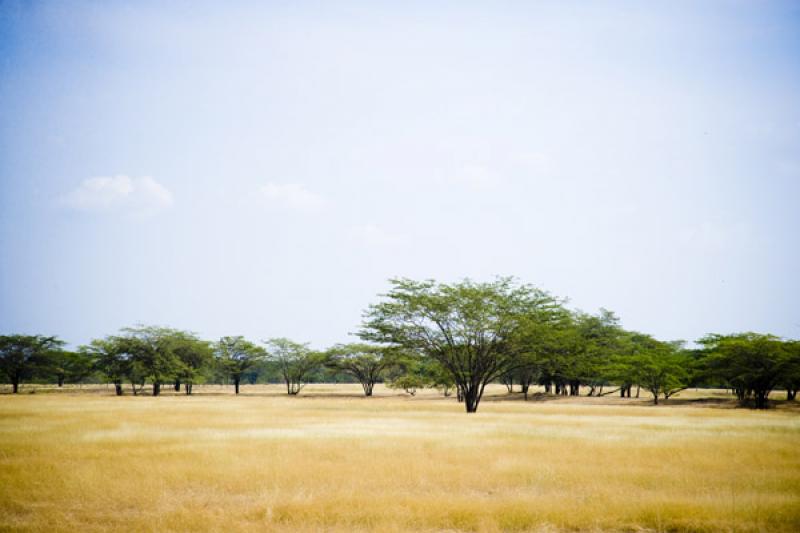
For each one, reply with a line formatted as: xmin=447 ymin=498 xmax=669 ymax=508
xmin=60 ymin=175 xmax=173 ymax=214
xmin=259 ymin=183 xmax=326 ymax=212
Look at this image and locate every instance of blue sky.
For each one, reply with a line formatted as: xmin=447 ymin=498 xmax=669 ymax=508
xmin=1 ymin=0 xmax=798 ymax=348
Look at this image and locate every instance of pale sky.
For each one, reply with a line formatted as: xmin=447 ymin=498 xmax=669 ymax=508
xmin=1 ymin=1 xmax=798 ymax=349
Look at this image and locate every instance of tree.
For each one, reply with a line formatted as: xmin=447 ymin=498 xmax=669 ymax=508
xmin=702 ymin=333 xmax=789 ymax=409
xmin=325 ymin=343 xmax=396 ymax=397
xmin=631 ymin=338 xmax=692 ymax=405
xmin=509 ymin=304 xmax=575 ymax=399
xmin=82 ymin=338 xmax=128 ymax=395
xmin=116 ymin=326 xmax=181 ymax=396
xmin=214 ymin=336 xmax=265 ymax=394
xmin=360 ymin=277 xmax=559 ymax=412
xmin=780 ymin=340 xmax=800 ymax=401
xmin=264 ymin=338 xmax=320 ymax=395
xmin=48 ymin=350 xmax=93 ymax=387
xmin=170 ymin=333 xmax=213 ymax=395
xmin=0 ymin=335 xmax=64 ymax=393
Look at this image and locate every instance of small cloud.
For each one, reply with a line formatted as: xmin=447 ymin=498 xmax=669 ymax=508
xmin=259 ymin=183 xmax=326 ymax=212
xmin=60 ymin=175 xmax=173 ymax=214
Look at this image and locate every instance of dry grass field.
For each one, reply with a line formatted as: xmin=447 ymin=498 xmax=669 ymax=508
xmin=1 ymin=385 xmax=799 ymax=532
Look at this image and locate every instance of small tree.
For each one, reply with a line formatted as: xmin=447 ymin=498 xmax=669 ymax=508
xmin=48 ymin=350 xmax=93 ymax=387
xmin=170 ymin=333 xmax=213 ymax=395
xmin=0 ymin=335 xmax=64 ymax=393
xmin=632 ymin=339 xmax=692 ymax=405
xmin=83 ymin=338 xmax=127 ymax=395
xmin=214 ymin=336 xmax=265 ymax=394
xmin=116 ymin=326 xmax=181 ymax=396
xmin=325 ymin=343 xmax=396 ymax=397
xmin=264 ymin=338 xmax=320 ymax=395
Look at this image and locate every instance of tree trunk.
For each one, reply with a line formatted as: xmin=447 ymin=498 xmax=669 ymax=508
xmin=653 ymin=393 xmax=659 ymax=405
xmin=57 ymin=375 xmax=65 ymax=387
xmin=754 ymin=390 xmax=769 ymax=409
xmin=635 ymin=385 xmax=640 ymax=398
xmin=174 ymin=379 xmax=181 ymax=392
xmin=464 ymin=388 xmax=480 ymax=413
xmin=363 ymin=381 xmax=374 ymax=396
xmin=12 ymin=378 xmax=19 ymax=393
xmin=185 ymin=382 xmax=192 ymax=395
xmin=234 ymin=378 xmax=240 ymax=395
xmin=787 ymin=389 xmax=796 ymax=401
xmin=114 ymin=381 xmax=123 ymax=395
xmin=544 ymin=382 xmax=551 ymax=394
xmin=153 ymin=382 xmax=161 ymax=396
xmin=521 ymin=383 xmax=529 ymax=401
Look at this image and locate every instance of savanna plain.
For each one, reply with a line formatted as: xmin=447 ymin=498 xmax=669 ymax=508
xmin=1 ymin=385 xmax=798 ymax=532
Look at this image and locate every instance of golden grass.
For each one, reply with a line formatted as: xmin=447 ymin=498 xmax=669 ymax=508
xmin=1 ymin=385 xmax=799 ymax=532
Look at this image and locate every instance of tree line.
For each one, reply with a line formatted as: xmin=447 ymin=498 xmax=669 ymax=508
xmin=2 ymin=278 xmax=798 ymax=411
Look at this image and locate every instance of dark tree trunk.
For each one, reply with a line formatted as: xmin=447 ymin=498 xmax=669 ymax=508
xmin=12 ymin=378 xmax=19 ymax=393
xmin=57 ymin=375 xmax=65 ymax=387
xmin=363 ymin=381 xmax=374 ymax=396
xmin=653 ymin=393 xmax=659 ymax=405
xmin=456 ymin=386 xmax=464 ymax=402
xmin=234 ymin=378 xmax=240 ymax=395
xmin=152 ymin=382 xmax=161 ymax=396
xmin=544 ymin=382 xmax=551 ymax=394
xmin=465 ymin=389 xmax=479 ymax=413
xmin=521 ymin=382 xmax=530 ymax=401
xmin=185 ymin=382 xmax=192 ymax=395
xmin=787 ymin=389 xmax=796 ymax=401
xmin=754 ymin=390 xmax=769 ymax=409
xmin=114 ymin=381 xmax=123 ymax=396
xmin=174 ymin=379 xmax=181 ymax=392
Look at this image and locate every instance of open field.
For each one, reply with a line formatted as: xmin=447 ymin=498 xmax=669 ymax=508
xmin=1 ymin=385 xmax=799 ymax=532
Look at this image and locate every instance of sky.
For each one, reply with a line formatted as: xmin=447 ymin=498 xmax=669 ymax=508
xmin=1 ymin=0 xmax=798 ymax=349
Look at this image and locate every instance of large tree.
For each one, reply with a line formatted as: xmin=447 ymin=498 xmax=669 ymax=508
xmin=214 ymin=336 xmax=265 ymax=394
xmin=702 ymin=333 xmax=789 ymax=409
xmin=0 ymin=335 xmax=64 ymax=393
xmin=264 ymin=338 xmax=320 ymax=395
xmin=360 ymin=277 xmax=559 ymax=412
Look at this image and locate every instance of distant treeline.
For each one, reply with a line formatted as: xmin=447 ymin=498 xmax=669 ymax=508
xmin=2 ymin=278 xmax=798 ymax=411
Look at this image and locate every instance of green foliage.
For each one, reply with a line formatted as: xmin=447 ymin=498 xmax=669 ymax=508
xmin=264 ymin=338 xmax=322 ymax=394
xmin=701 ymin=333 xmax=791 ymax=408
xmin=0 ymin=335 xmax=64 ymax=393
xmin=214 ymin=336 xmax=265 ymax=394
xmin=629 ymin=338 xmax=692 ymax=405
xmin=46 ymin=350 xmax=94 ymax=386
xmin=325 ymin=343 xmax=397 ymax=396
xmin=360 ymin=277 xmax=560 ymax=412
